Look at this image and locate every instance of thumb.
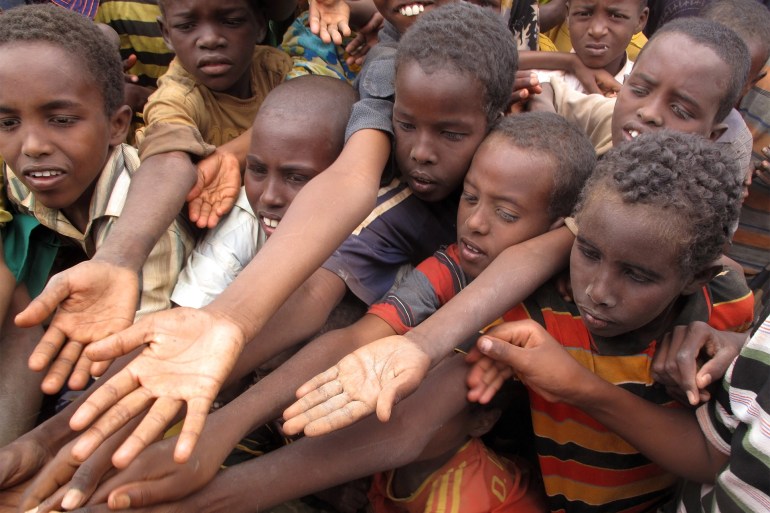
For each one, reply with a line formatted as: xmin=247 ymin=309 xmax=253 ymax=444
xmin=376 ymin=372 xmax=420 ymax=423
xmin=107 ymin=478 xmax=175 ymax=510
xmin=15 ymin=275 xmax=71 ymax=327
xmin=476 ymin=335 xmax=523 ymax=368
xmin=84 ymin=323 xmax=148 ymax=361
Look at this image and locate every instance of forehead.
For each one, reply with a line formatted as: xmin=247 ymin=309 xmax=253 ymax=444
xmin=250 ymin=113 xmax=335 ymax=162
xmin=0 ymin=42 xmax=104 ymax=109
xmin=569 ymin=0 xmax=644 ymax=10
xmin=394 ymin=61 xmax=486 ymax=114
xmin=162 ymin=0 xmax=253 ymax=16
xmin=466 ymin=140 xmax=554 ymax=197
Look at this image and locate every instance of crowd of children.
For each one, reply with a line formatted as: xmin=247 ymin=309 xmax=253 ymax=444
xmin=0 ymin=0 xmax=768 ymax=512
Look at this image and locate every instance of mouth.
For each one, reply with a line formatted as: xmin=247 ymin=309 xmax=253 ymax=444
xmin=259 ymin=212 xmax=281 ymax=236
xmin=460 ymin=238 xmax=486 ymax=257
xmin=198 ymin=56 xmax=234 ymax=75
xmin=622 ymin=124 xmax=645 ymax=141
xmin=583 ymin=43 xmax=610 ymax=57
xmin=579 ymin=306 xmax=613 ymax=331
xmin=397 ymin=2 xmax=426 ymax=16
xmin=22 ymin=166 xmax=67 ymax=189
xmin=406 ymin=170 xmax=439 ymax=197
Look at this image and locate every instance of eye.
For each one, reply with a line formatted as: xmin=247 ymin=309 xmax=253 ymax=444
xmin=286 ymin=173 xmax=310 ymax=185
xmin=0 ymin=117 xmax=19 ymax=131
xmin=572 ymin=9 xmax=591 ymax=17
xmin=50 ymin=115 xmax=77 ymax=127
xmin=496 ymin=208 xmax=518 ymax=222
xmin=246 ymin=162 xmax=267 ymax=178
xmin=395 ymin=120 xmax=415 ymax=132
xmin=441 ymin=131 xmax=465 ymax=142
xmin=624 ymin=269 xmax=651 ymax=284
xmin=629 ymin=85 xmax=648 ymax=97
xmin=173 ymin=22 xmax=195 ymax=31
xmin=608 ymin=11 xmax=628 ymax=19
xmin=670 ymin=104 xmax=692 ymax=120
xmin=461 ymin=191 xmax=478 ymax=204
xmin=578 ymin=244 xmax=600 ymax=262
xmin=222 ymin=16 xmax=246 ymax=27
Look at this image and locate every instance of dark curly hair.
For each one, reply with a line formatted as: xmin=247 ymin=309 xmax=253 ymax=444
xmin=396 ymin=2 xmax=517 ymax=124
xmin=489 ymin=112 xmax=596 ymax=219
xmin=575 ymin=130 xmax=742 ymax=276
xmin=0 ymin=4 xmax=124 ymax=115
xmin=639 ymin=18 xmax=749 ymax=123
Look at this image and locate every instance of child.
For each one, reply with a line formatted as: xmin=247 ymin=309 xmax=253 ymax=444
xmin=44 ymin=111 xmax=594 ymax=513
xmin=52 ymin=2 xmax=525 ymax=470
xmin=535 ymin=0 xmax=649 ymax=94
xmin=465 ymin=131 xmax=753 ymax=512
xmin=280 ymin=15 xmax=755 ymax=441
xmin=0 ymin=4 xmax=194 ymax=368
xmin=170 ymin=75 xmax=358 ymax=308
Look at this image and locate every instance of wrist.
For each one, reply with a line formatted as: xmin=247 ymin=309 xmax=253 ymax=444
xmin=200 ymin=303 xmax=251 ymax=352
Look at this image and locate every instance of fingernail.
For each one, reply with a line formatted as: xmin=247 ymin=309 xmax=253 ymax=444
xmin=62 ymin=489 xmax=84 ymax=510
xmin=686 ymin=391 xmax=697 ymax=406
xmin=24 ymin=507 xmax=39 ymax=513
xmin=112 ymin=494 xmax=131 ymax=510
xmin=479 ymin=338 xmax=492 ymax=352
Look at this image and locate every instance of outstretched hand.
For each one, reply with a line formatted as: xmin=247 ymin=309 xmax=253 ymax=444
xmin=15 ymin=260 xmax=139 ymax=394
xmin=67 ymin=307 xmax=246 ymax=468
xmin=651 ymin=321 xmax=747 ymax=406
xmin=186 ymin=149 xmax=241 ymax=229
xmin=282 ymin=335 xmax=431 ymax=437
xmin=344 ymin=12 xmax=383 ymax=67
xmin=470 ymin=320 xmax=595 ymax=404
xmin=309 ymin=0 xmax=351 ymax=45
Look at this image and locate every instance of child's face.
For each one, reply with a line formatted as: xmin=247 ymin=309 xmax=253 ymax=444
xmin=0 ymin=43 xmax=128 ymax=216
xmin=570 ymin=191 xmax=694 ymax=339
xmin=159 ymin=0 xmax=264 ymax=98
xmin=611 ymin=34 xmax=730 ymax=146
xmin=456 ymin=138 xmax=555 ymax=280
xmin=393 ymin=61 xmax=489 ymax=202
xmin=244 ymin=114 xmax=335 ymax=237
xmin=568 ymin=0 xmax=648 ymax=75
xmin=372 ymin=0 xmax=455 ymax=34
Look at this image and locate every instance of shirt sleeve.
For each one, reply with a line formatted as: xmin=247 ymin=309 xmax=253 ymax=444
xmin=551 ymin=77 xmax=615 ymax=155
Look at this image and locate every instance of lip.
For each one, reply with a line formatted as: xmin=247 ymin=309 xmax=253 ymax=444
xmin=578 ymin=305 xmax=613 ymax=331
xmin=621 ymin=123 xmax=646 ymax=142
xmin=406 ymin=170 xmax=438 ymax=198
xmin=258 ymin=211 xmax=281 ymax=237
xmin=394 ymin=1 xmax=432 ymax=15
xmin=459 ymin=237 xmax=487 ymax=264
xmin=583 ymin=43 xmax=609 ymax=57
xmin=197 ymin=55 xmax=234 ymax=76
xmin=21 ymin=165 xmax=68 ymax=191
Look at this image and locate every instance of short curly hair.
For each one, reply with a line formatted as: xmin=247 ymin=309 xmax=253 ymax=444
xmin=639 ymin=18 xmax=749 ymax=123
xmin=575 ymin=131 xmax=742 ymax=276
xmin=396 ymin=2 xmax=517 ymax=124
xmin=0 ymin=4 xmax=124 ymax=115
xmin=488 ymin=112 xmax=596 ymax=219
xmin=701 ymin=0 xmax=770 ymax=67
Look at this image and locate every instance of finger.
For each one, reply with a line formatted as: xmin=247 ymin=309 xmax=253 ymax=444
xmin=283 ymin=377 xmax=344 ymax=426
xmin=39 ymin=339 xmax=82 ymax=395
xmin=59 ymin=456 xmax=116 ymax=510
xmin=67 ymin=349 xmax=95 ymax=392
xmin=478 ymin=370 xmax=511 ymax=405
xmin=14 ymin=274 xmax=72 ymax=328
xmin=650 ymin=331 xmax=672 ymax=385
xmin=302 ymin=401 xmax=371 ymax=437
xmin=695 ymin=349 xmax=736 ymax=397
xmin=319 ymin=24 xmax=332 ymax=44
xmin=214 ymin=192 xmax=238 ymax=217
xmin=173 ymin=396 xmax=210 ymax=464
xmin=28 ymin=326 xmax=68 ymax=372
xmin=483 ymin=320 xmax=543 ymax=349
xmin=194 ymin=200 xmax=214 ymax=230
xmin=184 ymin=172 xmax=206 ymax=204
xmin=89 ymin=359 xmax=113 ymax=378
xmin=476 ymin=335 xmax=521 ymax=367
xmin=69 ymin=372 xmax=143 ymax=440
xmin=294 ymin=367 xmax=340 ymax=400
xmin=107 ymin=476 xmax=177 ymax=510
xmin=186 ymin=198 xmax=202 ymax=224
xmin=376 ymin=371 xmax=421 ymax=422
xmin=113 ymin=397 xmax=182 ymax=468
xmin=83 ymin=323 xmax=151 ymax=362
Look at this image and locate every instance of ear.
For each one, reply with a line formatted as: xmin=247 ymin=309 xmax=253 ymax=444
xmin=634 ymin=6 xmax=649 ymax=34
xmin=680 ymin=264 xmax=722 ymax=295
xmin=108 ymin=105 xmax=133 ymax=147
xmin=252 ymin=10 xmax=268 ymax=45
xmin=468 ymin=408 xmax=502 ymax=438
xmin=157 ymin=16 xmax=174 ymax=52
xmin=707 ymin=122 xmax=728 ymax=142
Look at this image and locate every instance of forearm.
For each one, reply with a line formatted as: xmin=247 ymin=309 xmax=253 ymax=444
xmin=94 ymin=152 xmax=196 ymax=271
xmin=205 ymin=129 xmax=390 ymax=341
xmin=225 ymin=269 xmax=346 ymax=384
xmin=191 ymin=356 xmax=469 ymax=512
xmin=519 ymin=51 xmax=580 ymax=73
xmin=407 ymin=227 xmax=573 ymax=364
xmin=223 ymin=314 xmax=395 ymax=442
xmin=213 ymin=129 xmax=251 ymax=170
xmin=569 ymin=375 xmax=727 ymax=483
xmin=538 ymin=0 xmax=567 ymax=32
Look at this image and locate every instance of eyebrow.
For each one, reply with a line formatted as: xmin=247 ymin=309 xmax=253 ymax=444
xmin=41 ymin=99 xmax=84 ymax=110
xmin=634 ymin=72 xmax=700 ymax=108
xmin=576 ymin=235 xmax=663 ymax=280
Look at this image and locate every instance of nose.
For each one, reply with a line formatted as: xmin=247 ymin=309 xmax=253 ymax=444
xmin=21 ymin=127 xmax=53 ymax=159
xmin=409 ymin=131 xmax=437 ymax=165
xmin=585 ymin=266 xmax=616 ymax=308
xmin=587 ymin=16 xmax=608 ymax=38
xmin=260 ymin=176 xmax=287 ymax=208
xmin=196 ymin=24 xmax=226 ymax=49
xmin=464 ymin=204 xmax=489 ymax=235
xmin=636 ymin=98 xmax=664 ymax=127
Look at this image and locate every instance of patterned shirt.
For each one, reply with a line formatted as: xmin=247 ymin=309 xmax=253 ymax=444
xmin=4 ymin=144 xmax=194 ymax=318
